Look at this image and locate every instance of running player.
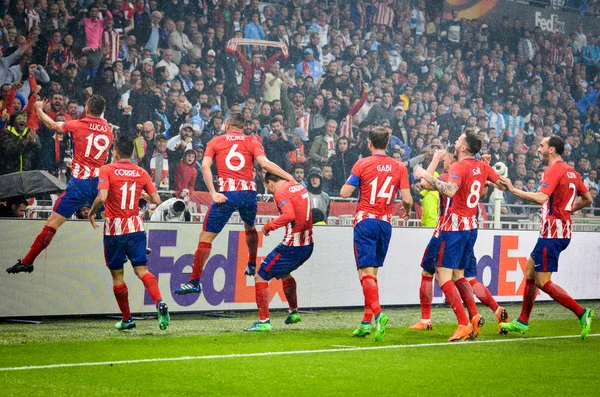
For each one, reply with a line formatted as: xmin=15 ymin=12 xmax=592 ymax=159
xmin=175 ymin=112 xmax=294 ymax=295
xmin=415 ymin=131 xmax=500 ymax=341
xmin=411 ymin=149 xmax=509 ymax=334
xmin=340 ymin=126 xmax=412 ymax=342
xmin=7 ymin=95 xmax=113 ymax=274
xmin=244 ymin=172 xmax=314 ymax=332
xmin=88 ymin=136 xmax=170 ymax=331
xmin=499 ymin=136 xmax=594 ymax=339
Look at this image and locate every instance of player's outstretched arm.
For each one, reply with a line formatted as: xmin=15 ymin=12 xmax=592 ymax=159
xmin=202 ymin=156 xmax=227 ymax=204
xmin=571 ymin=191 xmax=593 ymax=213
xmin=256 ymin=155 xmax=294 ymax=183
xmin=89 ymin=189 xmax=109 ymax=229
xmin=263 ymin=202 xmax=295 ymax=236
xmin=34 ymin=100 xmax=65 ymax=133
xmin=414 ymin=167 xmax=459 ymax=198
xmin=399 ymin=188 xmax=413 ymax=221
xmin=499 ymin=176 xmax=548 ymax=205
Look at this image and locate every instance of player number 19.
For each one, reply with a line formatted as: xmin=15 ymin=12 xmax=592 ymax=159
xmin=84 ymin=133 xmax=111 ymax=160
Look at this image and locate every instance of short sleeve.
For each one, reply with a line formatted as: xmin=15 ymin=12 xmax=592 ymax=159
xmin=577 ymin=175 xmax=589 ymax=196
xmin=204 ymin=140 xmax=215 ymax=159
xmin=61 ymin=120 xmax=77 ymax=134
xmin=448 ymin=162 xmax=464 ymax=187
xmin=398 ymin=163 xmax=410 ymax=189
xmin=347 ymin=162 xmax=362 ymax=186
xmin=538 ymin=169 xmax=560 ymax=196
xmin=251 ymin=138 xmax=266 ymax=158
xmin=98 ymin=166 xmax=110 ymax=190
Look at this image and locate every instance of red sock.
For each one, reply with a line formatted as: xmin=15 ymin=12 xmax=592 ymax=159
xmin=22 ymin=225 xmax=56 ymax=264
xmin=113 ymin=283 xmax=131 ymax=321
xmin=282 ymin=277 xmax=298 ymax=312
xmin=542 ymin=280 xmax=584 ymax=318
xmin=255 ymin=281 xmax=270 ymax=321
xmin=362 ymin=295 xmax=374 ymax=323
xmin=245 ymin=230 xmax=258 ymax=264
xmin=141 ymin=272 xmax=162 ymax=306
xmin=518 ymin=279 xmax=537 ymax=324
xmin=419 ymin=274 xmax=433 ymax=320
xmin=361 ymin=275 xmax=382 ymax=318
xmin=441 ymin=280 xmax=469 ymax=325
xmin=455 ymin=278 xmax=478 ymax=319
xmin=190 ymin=242 xmax=212 ymax=280
xmin=469 ymin=279 xmax=499 ymax=312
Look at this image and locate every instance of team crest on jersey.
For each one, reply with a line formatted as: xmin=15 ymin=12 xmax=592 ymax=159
xmin=472 ymin=167 xmax=481 ymax=176
xmin=376 ymin=164 xmax=392 ymax=172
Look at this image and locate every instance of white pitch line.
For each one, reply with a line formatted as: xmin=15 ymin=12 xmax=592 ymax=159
xmin=1 ymin=333 xmax=597 ymax=372
xmin=330 ymin=345 xmax=356 ymax=348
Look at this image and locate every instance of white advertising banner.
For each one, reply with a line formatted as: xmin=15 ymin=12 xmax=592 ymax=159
xmin=1 ymin=220 xmax=599 ymax=317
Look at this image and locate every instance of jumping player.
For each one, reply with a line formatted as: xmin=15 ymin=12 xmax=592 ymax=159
xmin=7 ymin=95 xmax=113 ymax=274
xmin=88 ymin=136 xmax=170 ymax=331
xmin=340 ymin=126 xmax=412 ymax=342
xmin=412 ymin=149 xmax=509 ymax=334
xmin=499 ymin=136 xmax=594 ymax=339
xmin=175 ymin=112 xmax=294 ymax=295
xmin=244 ymin=172 xmax=314 ymax=332
xmin=415 ymin=131 xmax=500 ymax=341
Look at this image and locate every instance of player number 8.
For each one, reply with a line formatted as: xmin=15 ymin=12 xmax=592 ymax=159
xmin=225 ymin=144 xmax=245 ymax=171
xmin=466 ymin=180 xmax=482 ymax=209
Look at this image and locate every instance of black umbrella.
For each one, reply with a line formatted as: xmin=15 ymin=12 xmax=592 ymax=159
xmin=0 ymin=171 xmax=67 ymax=200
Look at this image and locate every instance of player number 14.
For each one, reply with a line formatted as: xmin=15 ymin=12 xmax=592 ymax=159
xmin=369 ymin=176 xmax=395 ymax=205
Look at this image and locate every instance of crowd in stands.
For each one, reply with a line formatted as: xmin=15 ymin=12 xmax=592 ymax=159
xmin=0 ymin=0 xmax=599 ymax=220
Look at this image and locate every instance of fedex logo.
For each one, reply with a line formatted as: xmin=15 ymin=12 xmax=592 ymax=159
xmin=534 ymin=12 xmax=565 ymax=34
xmin=435 ymin=235 xmax=528 ymax=297
xmin=145 ymin=230 xmax=287 ymax=307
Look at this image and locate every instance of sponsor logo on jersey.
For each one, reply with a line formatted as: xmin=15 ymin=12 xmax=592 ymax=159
xmin=115 ymin=169 xmax=141 ymax=177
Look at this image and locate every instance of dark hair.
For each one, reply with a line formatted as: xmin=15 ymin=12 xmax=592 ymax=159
xmin=114 ymin=135 xmax=134 ymax=158
xmin=464 ymin=131 xmax=482 ymax=155
xmin=86 ymin=94 xmax=106 ymax=117
xmin=369 ymin=126 xmax=390 ymax=150
xmin=311 ymin=208 xmax=325 ymax=224
xmin=548 ymin=135 xmax=565 ymax=155
xmin=227 ymin=112 xmax=245 ymax=129
xmin=293 ymin=164 xmax=305 ymax=171
xmin=264 ymin=172 xmax=284 ymax=183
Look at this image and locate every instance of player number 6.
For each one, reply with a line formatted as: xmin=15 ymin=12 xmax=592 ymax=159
xmin=225 ymin=144 xmax=245 ymax=171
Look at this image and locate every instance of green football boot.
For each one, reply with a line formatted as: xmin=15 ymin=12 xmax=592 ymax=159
xmin=115 ymin=318 xmax=136 ymax=331
xmin=579 ymin=308 xmax=594 ymax=340
xmin=244 ymin=320 xmax=272 ymax=332
xmin=499 ymin=319 xmax=529 ymax=335
xmin=352 ymin=322 xmax=372 ymax=337
xmin=284 ymin=311 xmax=302 ymax=325
xmin=157 ymin=300 xmax=170 ymax=331
xmin=374 ymin=313 xmax=389 ymax=342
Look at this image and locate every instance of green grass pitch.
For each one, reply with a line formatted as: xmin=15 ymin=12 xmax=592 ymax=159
xmin=1 ymin=302 xmax=598 ymax=396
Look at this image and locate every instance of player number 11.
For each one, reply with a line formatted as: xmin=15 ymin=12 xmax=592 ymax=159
xmin=119 ymin=182 xmax=137 ymax=210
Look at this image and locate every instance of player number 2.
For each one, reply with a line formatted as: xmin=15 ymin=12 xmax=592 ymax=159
xmin=84 ymin=133 xmax=110 ymax=160
xmin=369 ymin=176 xmax=395 ymax=205
xmin=119 ymin=182 xmax=137 ymax=210
xmin=564 ymin=182 xmax=577 ymax=211
xmin=225 ymin=144 xmax=245 ymax=171
xmin=466 ymin=180 xmax=482 ymax=209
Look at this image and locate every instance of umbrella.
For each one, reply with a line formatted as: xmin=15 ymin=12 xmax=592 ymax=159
xmin=0 ymin=171 xmax=67 ymax=200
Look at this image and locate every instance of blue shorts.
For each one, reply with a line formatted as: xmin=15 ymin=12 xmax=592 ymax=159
xmin=104 ymin=231 xmax=148 ymax=270
xmin=353 ymin=219 xmax=392 ymax=269
xmin=436 ymin=229 xmax=478 ymax=270
xmin=203 ymin=190 xmax=258 ymax=233
xmin=53 ymin=177 xmax=99 ymax=218
xmin=530 ymin=238 xmax=570 ymax=273
xmin=420 ymin=235 xmax=440 ymax=275
xmin=258 ymin=243 xmax=313 ymax=280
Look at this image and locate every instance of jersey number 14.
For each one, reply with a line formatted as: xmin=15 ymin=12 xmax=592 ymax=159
xmin=369 ymin=176 xmax=395 ymax=205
